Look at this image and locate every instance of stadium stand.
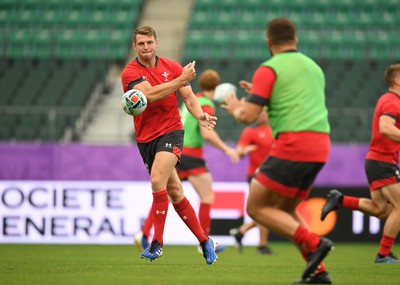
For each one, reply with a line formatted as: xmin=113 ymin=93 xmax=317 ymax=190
xmin=183 ymin=0 xmax=399 ymax=143
xmin=0 ymin=0 xmax=143 ymax=142
xmin=0 ymin=0 xmax=398 ymax=144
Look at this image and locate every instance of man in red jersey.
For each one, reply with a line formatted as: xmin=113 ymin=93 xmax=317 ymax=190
xmin=229 ymin=111 xmax=274 ymax=255
xmin=121 ymin=26 xmax=218 ymax=265
xmin=134 ymin=69 xmax=239 ymax=254
xmin=321 ymin=63 xmax=400 ymax=264
xmin=222 ymin=18 xmax=333 ymax=284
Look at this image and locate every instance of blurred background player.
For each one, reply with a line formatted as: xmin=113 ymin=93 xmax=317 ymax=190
xmin=229 ymin=108 xmax=274 ymax=255
xmin=121 ymin=25 xmax=218 ymax=264
xmin=321 ymin=63 xmax=400 ymax=264
xmin=222 ymin=18 xmax=333 ymax=284
xmin=135 ymin=69 xmax=240 ymax=253
xmin=177 ymin=69 xmax=240 ymax=252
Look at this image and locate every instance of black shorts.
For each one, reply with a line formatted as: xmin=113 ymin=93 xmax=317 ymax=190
xmin=255 ymin=156 xmax=325 ymax=199
xmin=176 ymin=155 xmax=208 ymax=180
xmin=365 ymin=159 xmax=400 ymax=191
xmin=137 ymin=130 xmax=184 ymax=174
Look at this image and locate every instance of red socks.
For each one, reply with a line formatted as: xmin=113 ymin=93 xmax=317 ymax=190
xmin=293 ymin=225 xmax=320 ymax=252
xmin=378 ymin=235 xmax=396 ymax=256
xmin=151 ymin=189 xmax=169 ymax=245
xmin=141 ymin=207 xmax=153 ymax=238
xmin=199 ymin=203 xmax=211 ymax=235
xmin=341 ymin=196 xmax=359 ymax=210
xmin=173 ymin=197 xmax=208 ymax=243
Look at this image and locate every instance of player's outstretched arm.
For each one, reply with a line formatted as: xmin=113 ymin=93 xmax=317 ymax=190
xmin=130 ymin=61 xmax=197 ymax=103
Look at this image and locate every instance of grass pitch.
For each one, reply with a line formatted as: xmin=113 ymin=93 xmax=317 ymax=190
xmin=0 ymin=242 xmax=399 ymax=285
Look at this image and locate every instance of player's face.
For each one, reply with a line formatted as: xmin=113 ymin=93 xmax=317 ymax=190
xmin=134 ymin=34 xmax=158 ymax=61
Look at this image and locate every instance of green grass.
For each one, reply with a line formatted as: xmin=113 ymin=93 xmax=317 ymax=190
xmin=0 ymin=243 xmax=399 ymax=285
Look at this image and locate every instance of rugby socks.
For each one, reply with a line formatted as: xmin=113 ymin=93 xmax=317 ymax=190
xmin=151 ymin=189 xmax=169 ymax=245
xmin=293 ymin=225 xmax=320 ymax=252
xmin=378 ymin=235 xmax=396 ymax=257
xmin=199 ymin=203 xmax=211 ymax=235
xmin=341 ymin=196 xmax=359 ymax=210
xmin=141 ymin=208 xmax=153 ymax=239
xmin=173 ymin=197 xmax=208 ymax=243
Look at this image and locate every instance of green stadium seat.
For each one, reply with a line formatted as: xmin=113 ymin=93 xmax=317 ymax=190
xmin=63 ymin=10 xmax=87 ymax=27
xmin=6 ymin=29 xmax=32 ymax=58
xmin=234 ymin=32 xmax=267 ymax=60
xmin=185 ymin=31 xmax=209 ymax=47
xmin=38 ymin=10 xmax=63 ymax=26
xmin=377 ymin=12 xmax=396 ymax=29
xmin=31 ymin=30 xmax=53 ymax=58
xmin=190 ymin=12 xmax=209 ymax=29
xmin=13 ymin=9 xmax=40 ymax=27
xmin=112 ymin=10 xmax=135 ymax=29
xmin=53 ymin=30 xmax=83 ymax=58
xmin=0 ymin=10 xmax=14 ymax=28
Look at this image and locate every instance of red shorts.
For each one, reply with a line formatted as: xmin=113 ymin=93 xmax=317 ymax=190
xmin=176 ymin=154 xmax=208 ymax=180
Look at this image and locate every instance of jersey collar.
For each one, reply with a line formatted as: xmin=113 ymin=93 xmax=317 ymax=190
xmin=135 ymin=56 xmax=159 ymax=68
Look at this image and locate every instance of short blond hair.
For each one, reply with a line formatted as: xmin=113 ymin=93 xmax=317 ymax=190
xmin=133 ymin=26 xmax=157 ymax=44
xmin=384 ymin=63 xmax=400 ymax=87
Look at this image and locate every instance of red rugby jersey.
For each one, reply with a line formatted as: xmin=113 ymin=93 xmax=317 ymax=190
xmin=238 ymin=124 xmax=273 ymax=177
xmin=121 ymin=56 xmax=184 ymax=143
xmin=367 ymin=92 xmax=400 ymax=164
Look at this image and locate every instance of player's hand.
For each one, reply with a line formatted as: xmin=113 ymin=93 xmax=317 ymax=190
xmin=221 ymin=92 xmax=241 ymax=116
xmin=225 ymin=147 xmax=240 ymax=163
xmin=181 ymin=61 xmax=197 ymax=83
xmin=242 ymin=144 xmax=257 ymax=155
xmin=239 ymin=80 xmax=252 ymax=94
xmin=198 ymin=112 xmax=217 ymax=130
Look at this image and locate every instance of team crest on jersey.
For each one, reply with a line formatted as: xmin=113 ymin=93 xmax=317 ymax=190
xmin=162 ymin=71 xmax=169 ymax=82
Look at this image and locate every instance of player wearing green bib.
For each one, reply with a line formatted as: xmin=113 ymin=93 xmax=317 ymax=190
xmin=177 ymin=70 xmax=239 ymax=252
xmin=223 ymin=18 xmax=333 ymax=284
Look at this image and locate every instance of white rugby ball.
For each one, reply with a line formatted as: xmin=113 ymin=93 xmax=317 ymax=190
xmin=213 ymin=83 xmax=237 ymax=104
xmin=120 ymin=89 xmax=148 ymax=116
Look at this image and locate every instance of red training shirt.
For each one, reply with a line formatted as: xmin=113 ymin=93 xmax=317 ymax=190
xmin=238 ymin=124 xmax=273 ymax=177
xmin=366 ymin=92 xmax=400 ymax=164
xmin=121 ymin=56 xmax=184 ymax=143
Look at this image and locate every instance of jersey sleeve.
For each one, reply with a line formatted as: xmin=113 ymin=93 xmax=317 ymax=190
xmin=201 ymin=105 xmax=214 ymax=116
xmin=121 ymin=66 xmax=144 ymax=93
xmin=238 ymin=127 xmax=253 ymax=147
xmin=246 ymin=66 xmax=276 ymax=106
xmin=381 ymin=99 xmax=400 ymax=120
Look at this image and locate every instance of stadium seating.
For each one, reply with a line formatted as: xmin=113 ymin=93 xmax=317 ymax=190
xmin=0 ymin=0 xmax=142 ymax=142
xmin=0 ymin=0 xmax=397 ymax=144
xmin=185 ymin=0 xmax=399 ymax=61
xmin=182 ymin=0 xmax=398 ymax=143
xmin=0 ymin=59 xmax=110 ymax=141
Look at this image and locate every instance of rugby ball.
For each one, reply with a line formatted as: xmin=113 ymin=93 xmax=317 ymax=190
xmin=120 ymin=89 xmax=148 ymax=116
xmin=213 ymin=83 xmax=237 ymax=104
